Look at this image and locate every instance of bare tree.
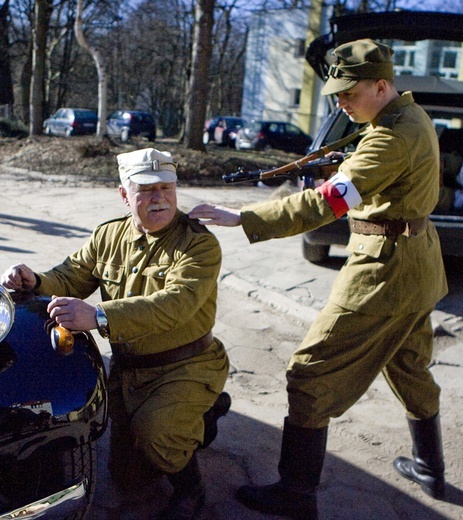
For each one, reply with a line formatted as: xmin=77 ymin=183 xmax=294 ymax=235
xmin=0 ymin=0 xmax=15 ymax=116
xmin=74 ymin=0 xmax=107 ymax=137
xmin=29 ymin=0 xmax=53 ymax=135
xmin=185 ymin=0 xmax=215 ymax=150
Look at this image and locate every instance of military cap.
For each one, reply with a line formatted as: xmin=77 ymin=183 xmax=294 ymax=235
xmin=321 ymin=38 xmax=394 ymax=96
xmin=117 ymin=148 xmax=177 ymax=185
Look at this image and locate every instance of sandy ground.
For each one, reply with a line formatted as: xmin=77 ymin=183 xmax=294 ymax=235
xmin=1 ymin=166 xmax=463 ymax=519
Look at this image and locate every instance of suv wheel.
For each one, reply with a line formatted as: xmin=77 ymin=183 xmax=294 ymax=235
xmin=302 ymin=240 xmax=330 ymax=264
xmin=120 ymin=128 xmax=130 ymax=143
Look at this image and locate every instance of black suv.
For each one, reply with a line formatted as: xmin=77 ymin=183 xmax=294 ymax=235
xmin=235 ymin=120 xmax=313 ymax=154
xmin=106 ymin=110 xmax=156 ymax=143
xmin=302 ymin=11 xmax=463 ymax=263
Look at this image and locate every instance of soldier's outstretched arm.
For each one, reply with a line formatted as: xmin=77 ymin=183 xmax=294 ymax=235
xmin=189 ymin=203 xmax=242 ymax=227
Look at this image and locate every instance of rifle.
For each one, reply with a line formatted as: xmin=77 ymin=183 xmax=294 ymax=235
xmin=222 ymin=125 xmax=367 ymax=185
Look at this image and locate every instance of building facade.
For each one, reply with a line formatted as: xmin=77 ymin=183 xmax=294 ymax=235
xmin=241 ymin=7 xmax=463 ymax=138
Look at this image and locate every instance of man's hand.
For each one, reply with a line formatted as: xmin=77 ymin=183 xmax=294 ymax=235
xmin=47 ymin=296 xmax=98 ymax=332
xmin=1 ymin=264 xmax=37 ymax=291
xmin=188 ymin=203 xmax=242 ymax=227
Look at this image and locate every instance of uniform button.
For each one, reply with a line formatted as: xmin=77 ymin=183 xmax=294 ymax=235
xmin=105 ymin=271 xmax=109 ymax=277
xmin=132 ymin=267 xmax=138 ymax=273
xmin=359 ymin=244 xmax=364 ymax=250
xmin=138 ymin=245 xmax=144 ymax=251
xmin=117 ymin=336 xmax=123 ymax=341
xmin=251 ymin=234 xmax=260 ymax=241
xmin=158 ymin=271 xmax=164 ymax=277
xmin=128 ymin=386 xmax=135 ymax=393
xmin=124 ymin=343 xmax=130 ymax=348
xmin=127 ymin=291 xmax=133 ymax=297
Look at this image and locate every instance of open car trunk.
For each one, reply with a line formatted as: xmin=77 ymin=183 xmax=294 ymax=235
xmin=301 ymin=10 xmax=463 ymax=263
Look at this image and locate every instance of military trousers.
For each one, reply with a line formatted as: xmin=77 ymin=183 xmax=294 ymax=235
xmin=286 ymin=301 xmax=441 ymax=429
xmin=108 ymin=338 xmax=229 ymax=475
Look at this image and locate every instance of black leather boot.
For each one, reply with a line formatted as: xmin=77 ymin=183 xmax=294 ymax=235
xmin=200 ymin=391 xmax=232 ymax=448
xmin=236 ymin=417 xmax=328 ymax=520
xmin=108 ymin=421 xmax=161 ymax=499
xmin=393 ymin=413 xmax=446 ymax=499
xmin=163 ymin=452 xmax=206 ymax=520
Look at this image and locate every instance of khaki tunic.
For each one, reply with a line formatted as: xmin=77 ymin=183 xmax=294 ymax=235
xmin=240 ymin=92 xmax=447 ymax=427
xmin=36 ymin=210 xmax=229 ymax=472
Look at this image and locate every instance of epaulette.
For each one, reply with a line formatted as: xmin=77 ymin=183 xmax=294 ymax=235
xmin=378 ymin=113 xmax=401 ymax=129
xmin=96 ymin=212 xmax=131 ymax=228
xmin=180 ymin=213 xmax=212 ymax=234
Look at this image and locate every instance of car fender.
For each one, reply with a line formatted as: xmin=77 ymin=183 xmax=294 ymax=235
xmin=0 ymin=293 xmax=108 ymax=460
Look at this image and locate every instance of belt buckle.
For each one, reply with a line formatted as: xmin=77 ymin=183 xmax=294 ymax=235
xmin=403 ymin=222 xmax=419 ymax=237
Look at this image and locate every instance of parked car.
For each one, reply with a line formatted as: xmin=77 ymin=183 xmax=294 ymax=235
xmin=0 ymin=286 xmax=108 ymax=519
xmin=106 ymin=110 xmax=156 ymax=143
xmin=43 ymin=108 xmax=98 ymax=137
xmin=235 ymin=120 xmax=313 ymax=154
xmin=301 ymin=10 xmax=463 ymax=263
xmin=203 ymin=116 xmax=247 ymax=147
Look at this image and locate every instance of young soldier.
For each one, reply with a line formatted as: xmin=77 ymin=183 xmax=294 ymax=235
xmin=189 ymin=39 xmax=447 ymax=519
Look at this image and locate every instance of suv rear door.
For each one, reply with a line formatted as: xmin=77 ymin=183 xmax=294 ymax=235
xmin=302 ymin=10 xmax=463 ymax=263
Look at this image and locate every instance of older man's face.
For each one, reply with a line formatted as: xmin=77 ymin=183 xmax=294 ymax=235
xmin=120 ymin=181 xmax=177 ymax=233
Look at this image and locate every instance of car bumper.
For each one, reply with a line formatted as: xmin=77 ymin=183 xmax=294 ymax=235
xmin=0 ymin=479 xmax=88 ymax=520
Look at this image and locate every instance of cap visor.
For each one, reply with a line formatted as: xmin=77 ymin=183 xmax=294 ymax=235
xmin=321 ymin=77 xmax=359 ymax=96
xmin=129 ymin=171 xmax=177 ymax=184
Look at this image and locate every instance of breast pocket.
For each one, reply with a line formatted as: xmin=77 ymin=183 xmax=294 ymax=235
xmin=142 ymin=265 xmax=171 ymax=292
xmin=93 ymin=262 xmax=125 ymax=298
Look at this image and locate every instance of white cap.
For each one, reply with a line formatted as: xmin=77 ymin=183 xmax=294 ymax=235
xmin=117 ymin=148 xmax=177 ymax=185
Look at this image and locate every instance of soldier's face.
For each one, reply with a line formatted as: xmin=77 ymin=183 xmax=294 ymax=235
xmin=336 ymin=80 xmax=384 ymax=123
xmin=120 ymin=181 xmax=177 ymax=233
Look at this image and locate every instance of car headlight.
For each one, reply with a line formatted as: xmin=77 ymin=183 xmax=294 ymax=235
xmin=0 ymin=286 xmax=15 ymax=342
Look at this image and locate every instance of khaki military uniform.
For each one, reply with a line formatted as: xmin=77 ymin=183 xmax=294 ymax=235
xmin=36 ymin=210 xmax=229 ymax=472
xmin=240 ymin=92 xmax=447 ymax=428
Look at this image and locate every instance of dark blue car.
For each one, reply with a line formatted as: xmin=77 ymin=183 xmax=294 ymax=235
xmin=106 ymin=110 xmax=156 ymax=143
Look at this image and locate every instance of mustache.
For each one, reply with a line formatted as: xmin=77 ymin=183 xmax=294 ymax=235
xmin=147 ymin=203 xmax=171 ymax=211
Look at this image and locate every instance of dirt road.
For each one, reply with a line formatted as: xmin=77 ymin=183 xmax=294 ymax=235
xmin=1 ymin=167 xmax=462 ymax=519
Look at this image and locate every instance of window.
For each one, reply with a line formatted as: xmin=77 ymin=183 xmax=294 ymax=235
xmin=443 ymin=50 xmax=457 ymax=69
xmin=295 ymin=39 xmax=306 ymax=58
xmin=291 ymin=88 xmax=301 ymax=107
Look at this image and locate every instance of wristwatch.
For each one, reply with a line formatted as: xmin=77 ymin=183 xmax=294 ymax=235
xmin=95 ymin=305 xmax=110 ymax=339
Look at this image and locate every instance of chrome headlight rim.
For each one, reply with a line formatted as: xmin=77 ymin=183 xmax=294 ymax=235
xmin=0 ymin=285 xmax=15 ymax=342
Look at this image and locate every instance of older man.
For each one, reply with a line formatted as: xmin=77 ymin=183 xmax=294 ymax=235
xmin=189 ymin=39 xmax=447 ymax=519
xmin=1 ymin=148 xmax=230 ymax=520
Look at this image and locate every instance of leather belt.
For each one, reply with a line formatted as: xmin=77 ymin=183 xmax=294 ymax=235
xmin=113 ymin=331 xmax=214 ymax=369
xmin=349 ymin=217 xmax=428 ymax=238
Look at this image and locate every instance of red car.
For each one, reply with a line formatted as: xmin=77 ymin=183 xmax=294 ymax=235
xmin=203 ymin=116 xmax=247 ymax=147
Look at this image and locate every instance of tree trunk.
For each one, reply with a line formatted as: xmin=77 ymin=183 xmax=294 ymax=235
xmin=185 ymin=0 xmax=215 ymax=151
xmin=29 ymin=0 xmax=52 ymax=135
xmin=0 ymin=0 xmax=14 ymax=115
xmin=74 ymin=0 xmax=107 ymax=138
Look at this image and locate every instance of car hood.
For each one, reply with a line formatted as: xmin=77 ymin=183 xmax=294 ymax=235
xmin=306 ymin=10 xmax=463 ymax=82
